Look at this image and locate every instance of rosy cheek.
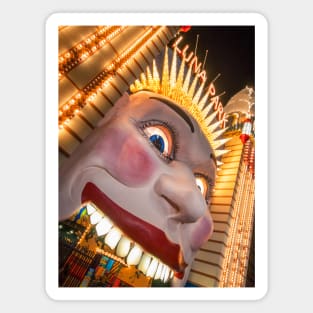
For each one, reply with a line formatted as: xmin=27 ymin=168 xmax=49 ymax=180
xmin=118 ymin=135 xmax=156 ymax=185
xmin=95 ymin=127 xmax=157 ymax=186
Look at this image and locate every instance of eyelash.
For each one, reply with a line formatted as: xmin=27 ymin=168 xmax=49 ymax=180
xmin=138 ymin=119 xmax=179 ymax=162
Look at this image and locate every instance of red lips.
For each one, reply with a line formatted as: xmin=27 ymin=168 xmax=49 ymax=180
xmin=81 ymin=182 xmax=186 ymax=275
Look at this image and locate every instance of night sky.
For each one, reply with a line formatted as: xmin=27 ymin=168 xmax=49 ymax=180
xmin=170 ymin=26 xmax=255 ymax=105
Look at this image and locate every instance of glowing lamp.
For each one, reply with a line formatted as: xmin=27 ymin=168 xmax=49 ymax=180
xmin=240 ymin=118 xmax=252 ymax=144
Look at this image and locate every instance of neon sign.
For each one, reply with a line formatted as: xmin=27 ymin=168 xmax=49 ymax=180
xmin=172 ymin=36 xmax=227 ymax=128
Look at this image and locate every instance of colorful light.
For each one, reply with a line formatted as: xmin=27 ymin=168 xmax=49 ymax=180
xmin=240 ymin=118 xmax=253 ymax=144
xmin=180 ymin=26 xmax=191 ymax=32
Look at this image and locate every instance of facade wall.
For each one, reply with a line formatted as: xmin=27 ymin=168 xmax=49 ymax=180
xmin=58 ymin=26 xmax=179 ymax=163
xmin=189 ymin=133 xmax=255 ymax=287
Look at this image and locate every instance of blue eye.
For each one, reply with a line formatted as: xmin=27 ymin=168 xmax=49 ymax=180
xmin=141 ymin=124 xmax=174 ymax=160
xmin=149 ymin=134 xmax=165 ymax=153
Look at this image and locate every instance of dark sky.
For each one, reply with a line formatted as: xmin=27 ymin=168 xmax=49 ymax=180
xmin=170 ymin=26 xmax=255 ymax=105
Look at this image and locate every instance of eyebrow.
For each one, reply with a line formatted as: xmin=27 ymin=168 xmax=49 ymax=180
xmin=149 ymin=96 xmax=195 ymax=133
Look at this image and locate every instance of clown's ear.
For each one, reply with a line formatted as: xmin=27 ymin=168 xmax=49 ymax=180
xmin=97 ymin=92 xmax=130 ymax=127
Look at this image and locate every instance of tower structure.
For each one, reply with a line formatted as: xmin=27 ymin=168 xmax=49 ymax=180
xmin=188 ymin=86 xmax=255 ymax=287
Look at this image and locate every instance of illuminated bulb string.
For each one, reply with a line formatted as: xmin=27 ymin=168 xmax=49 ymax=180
xmin=234 ymin=168 xmax=250 ymax=286
xmin=227 ymin=163 xmax=245 ymax=285
xmin=95 ymin=247 xmax=127 ymax=266
xmin=220 ymin=161 xmax=255 ymax=287
xmin=240 ymin=175 xmax=255 ymax=285
xmin=238 ymin=176 xmax=249 ymax=285
xmin=77 ymin=224 xmax=92 ymax=246
xmin=231 ymin=168 xmax=247 ymax=286
xmin=237 ymin=173 xmax=250 ymax=285
xmin=219 ymin=146 xmax=245 ymax=286
xmin=59 ymin=26 xmax=164 ymax=129
xmin=233 ymin=165 xmax=252 ymax=287
xmin=59 ymin=26 xmax=126 ymax=78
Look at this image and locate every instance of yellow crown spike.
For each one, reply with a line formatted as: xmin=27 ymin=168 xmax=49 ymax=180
xmin=182 ymin=64 xmax=192 ymax=93
xmin=211 ymin=127 xmax=229 ymax=141
xmin=216 ymin=160 xmax=224 ymax=167
xmin=208 ymin=120 xmax=223 ymax=133
xmin=129 ymin=46 xmax=231 ymax=168
xmin=140 ymin=72 xmax=147 ymax=87
xmin=187 ymin=74 xmax=199 ymax=100
xmin=213 ymin=137 xmax=232 ymax=150
xmin=161 ymin=46 xmax=170 ymax=96
xmin=198 ymin=90 xmax=210 ymax=111
xmin=176 ymin=56 xmax=186 ymax=89
xmin=146 ymin=66 xmax=153 ymax=86
xmin=134 ymin=79 xmax=143 ymax=91
xmin=201 ymin=101 xmax=214 ymax=120
xmin=215 ymin=149 xmax=230 ymax=158
xmin=205 ymin=109 xmax=219 ymax=127
xmin=172 ymin=56 xmax=186 ymax=103
xmin=170 ymin=49 xmax=177 ymax=88
xmin=193 ymin=81 xmax=205 ymax=105
xmin=152 ymin=60 xmax=160 ymax=91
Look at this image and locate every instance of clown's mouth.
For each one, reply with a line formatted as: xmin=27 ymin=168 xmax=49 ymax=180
xmin=81 ymin=182 xmax=186 ymax=284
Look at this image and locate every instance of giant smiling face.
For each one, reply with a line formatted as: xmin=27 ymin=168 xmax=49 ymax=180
xmin=59 ymin=91 xmax=216 ymax=286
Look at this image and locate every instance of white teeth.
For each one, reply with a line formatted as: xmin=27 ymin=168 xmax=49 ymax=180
xmin=86 ymin=203 xmax=175 ymax=283
xmin=116 ymin=237 xmax=131 ymax=258
xmin=95 ymin=216 xmax=113 ymax=236
xmin=146 ymin=258 xmax=159 ymax=277
xmin=162 ymin=266 xmax=170 ymax=283
xmin=105 ymin=227 xmax=122 ymax=249
xmin=154 ymin=263 xmax=164 ymax=280
xmin=137 ymin=253 xmax=152 ymax=274
xmin=160 ymin=265 xmax=167 ymax=281
xmin=86 ymin=203 xmax=96 ymax=215
xmin=126 ymin=245 xmax=143 ymax=266
xmin=170 ymin=270 xmax=174 ymax=279
xmin=89 ymin=211 xmax=103 ymax=225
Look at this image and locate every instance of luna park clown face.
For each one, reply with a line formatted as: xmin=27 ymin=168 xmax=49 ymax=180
xmin=59 ymin=91 xmax=216 ymax=287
